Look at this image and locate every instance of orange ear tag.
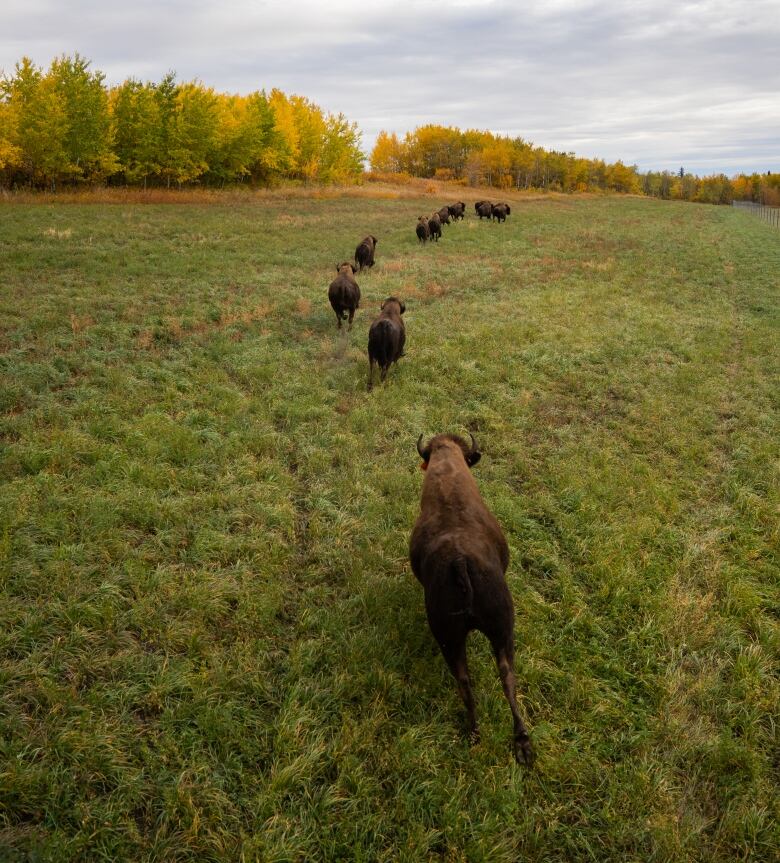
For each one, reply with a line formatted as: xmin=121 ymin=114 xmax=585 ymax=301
xmin=420 ymin=462 xmax=428 ymax=471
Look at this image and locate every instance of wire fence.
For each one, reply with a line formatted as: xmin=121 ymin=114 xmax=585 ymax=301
xmin=732 ymin=201 xmax=780 ymax=228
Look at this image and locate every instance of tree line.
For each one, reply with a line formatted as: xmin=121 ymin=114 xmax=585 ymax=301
xmin=369 ymin=126 xmax=780 ymax=205
xmin=0 ymin=55 xmax=364 ymax=189
xmin=2 ymin=55 xmax=778 ymax=202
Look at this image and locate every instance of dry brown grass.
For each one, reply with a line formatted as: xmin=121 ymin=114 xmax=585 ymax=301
xmin=2 ymin=179 xmax=618 ymax=208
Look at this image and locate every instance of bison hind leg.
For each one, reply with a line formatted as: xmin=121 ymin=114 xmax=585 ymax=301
xmin=441 ymin=638 xmax=478 ymax=740
xmin=493 ymin=644 xmax=535 ymax=767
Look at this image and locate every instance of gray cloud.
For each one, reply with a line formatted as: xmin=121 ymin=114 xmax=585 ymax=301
xmin=2 ymin=0 xmax=779 ymax=174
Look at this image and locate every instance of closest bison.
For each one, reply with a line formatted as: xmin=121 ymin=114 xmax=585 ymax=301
xmin=328 ymin=262 xmax=360 ymax=330
xmin=409 ymin=432 xmax=535 ymax=766
xmin=355 ymin=235 xmax=378 ymax=272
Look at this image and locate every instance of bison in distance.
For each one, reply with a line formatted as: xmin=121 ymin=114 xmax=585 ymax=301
xmin=328 ymin=262 xmax=360 ymax=330
xmin=491 ymin=203 xmax=510 ymax=222
xmin=367 ymin=297 xmax=406 ymax=390
xmin=475 ymin=201 xmax=493 ymax=220
xmin=409 ymin=433 xmax=535 ymax=766
xmin=416 ymin=216 xmax=430 ymax=243
xmin=355 ymin=235 xmax=378 ymax=272
xmin=448 ymin=202 xmax=466 ymax=220
xmin=437 ymin=206 xmax=452 ymax=226
xmin=428 ymin=212 xmax=442 ymax=242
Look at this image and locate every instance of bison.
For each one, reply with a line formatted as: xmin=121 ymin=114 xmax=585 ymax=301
xmin=355 ymin=235 xmax=378 ymax=272
xmin=428 ymin=212 xmax=442 ymax=242
xmin=367 ymin=297 xmax=406 ymax=390
xmin=409 ymin=432 xmax=535 ymax=766
xmin=437 ymin=206 xmax=452 ymax=226
xmin=448 ymin=202 xmax=466 ymax=220
xmin=416 ymin=216 xmax=430 ymax=244
xmin=476 ymin=201 xmax=493 ymax=220
xmin=328 ymin=262 xmax=360 ymax=330
xmin=491 ymin=203 xmax=511 ymax=222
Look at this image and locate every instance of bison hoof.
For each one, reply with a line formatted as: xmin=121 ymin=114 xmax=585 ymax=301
xmin=514 ymin=735 xmax=535 ymax=767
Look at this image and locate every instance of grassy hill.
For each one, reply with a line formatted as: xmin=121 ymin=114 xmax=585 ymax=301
xmin=1 ymin=191 xmax=778 ymax=861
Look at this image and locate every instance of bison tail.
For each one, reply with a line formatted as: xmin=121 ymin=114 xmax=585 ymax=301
xmin=450 ymin=558 xmax=474 ymax=617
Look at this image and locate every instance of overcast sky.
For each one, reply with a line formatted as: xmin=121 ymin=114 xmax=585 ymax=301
xmin=3 ymin=0 xmax=779 ymax=175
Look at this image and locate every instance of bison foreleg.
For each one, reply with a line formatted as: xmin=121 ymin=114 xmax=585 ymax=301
xmin=347 ymin=309 xmax=355 ymax=330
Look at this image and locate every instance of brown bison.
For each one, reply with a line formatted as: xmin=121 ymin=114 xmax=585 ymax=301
xmin=355 ymin=235 xmax=377 ymax=272
xmin=409 ymin=432 xmax=535 ymax=766
xmin=328 ymin=262 xmax=360 ymax=330
xmin=448 ymin=202 xmax=466 ymax=220
xmin=428 ymin=212 xmax=442 ymax=242
xmin=416 ymin=216 xmax=430 ymax=244
xmin=367 ymin=297 xmax=406 ymax=390
xmin=491 ymin=203 xmax=511 ymax=222
xmin=437 ymin=206 xmax=451 ymax=225
xmin=476 ymin=201 xmax=493 ymax=220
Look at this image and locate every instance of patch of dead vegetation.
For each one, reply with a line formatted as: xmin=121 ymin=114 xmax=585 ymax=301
xmin=135 ymin=303 xmax=273 ymax=349
xmin=582 ymin=257 xmax=616 ymax=272
xmin=276 ymin=214 xmax=306 ymax=228
xmin=43 ymin=227 xmax=72 ymax=239
xmin=70 ymin=313 xmax=95 ymax=335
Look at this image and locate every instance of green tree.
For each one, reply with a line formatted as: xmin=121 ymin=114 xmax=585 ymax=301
xmin=49 ymin=53 xmax=115 ymax=181
xmin=110 ymin=79 xmax=161 ymax=186
xmin=2 ymin=57 xmax=69 ymax=187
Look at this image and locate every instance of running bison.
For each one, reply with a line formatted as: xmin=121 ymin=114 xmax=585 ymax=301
xmin=437 ymin=206 xmax=451 ymax=226
xmin=428 ymin=212 xmax=442 ymax=242
xmin=416 ymin=216 xmax=430 ymax=244
xmin=355 ymin=235 xmax=378 ymax=272
xmin=367 ymin=297 xmax=406 ymax=390
xmin=409 ymin=432 xmax=535 ymax=766
xmin=475 ymin=201 xmax=493 ymax=220
xmin=328 ymin=262 xmax=360 ymax=330
xmin=448 ymin=202 xmax=466 ymax=220
xmin=491 ymin=203 xmax=511 ymax=222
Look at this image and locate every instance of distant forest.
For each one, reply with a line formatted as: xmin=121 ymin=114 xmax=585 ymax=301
xmin=369 ymin=127 xmax=780 ymax=206
xmin=1 ymin=54 xmax=778 ymax=204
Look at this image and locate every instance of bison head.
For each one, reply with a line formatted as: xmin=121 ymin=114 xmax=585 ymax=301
xmin=381 ymin=296 xmax=405 ymax=314
xmin=417 ymin=432 xmax=481 ymax=468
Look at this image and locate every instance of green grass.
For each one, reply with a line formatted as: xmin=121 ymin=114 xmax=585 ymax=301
xmin=1 ymin=191 xmax=778 ymax=862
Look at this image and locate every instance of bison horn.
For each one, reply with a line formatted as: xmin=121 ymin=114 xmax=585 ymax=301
xmin=417 ymin=434 xmax=426 ymax=459
xmin=468 ymin=432 xmax=478 ymax=455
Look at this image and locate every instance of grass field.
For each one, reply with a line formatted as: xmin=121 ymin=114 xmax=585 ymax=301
xmin=1 ymin=190 xmax=778 ymax=862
